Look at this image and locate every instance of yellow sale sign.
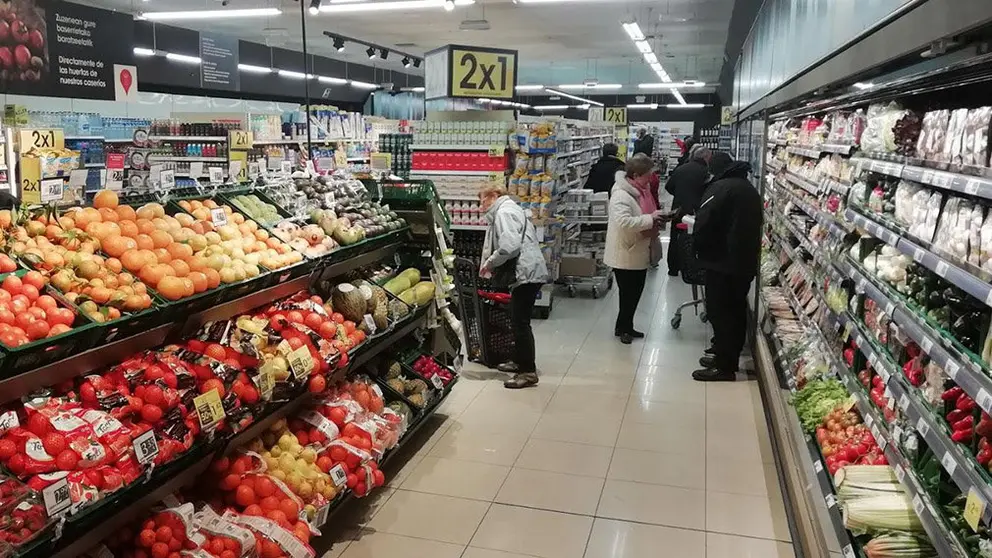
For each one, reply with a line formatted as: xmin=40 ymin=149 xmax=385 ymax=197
xmin=450 ymin=46 xmax=517 ymax=99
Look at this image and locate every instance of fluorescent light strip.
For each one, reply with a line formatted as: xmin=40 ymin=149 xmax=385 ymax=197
xmin=671 ymin=90 xmax=687 ymax=105
xmin=627 ymin=103 xmax=658 ymax=109
xmin=350 ymin=80 xmax=378 ymax=89
xmin=643 ymin=52 xmax=657 ymax=64
xmin=557 ymin=84 xmax=621 ymax=90
xmin=634 ymin=41 xmax=652 ymax=54
xmin=133 ymin=47 xmax=155 ymax=56
xmin=544 ymin=88 xmax=603 ymax=107
xmin=278 ymin=70 xmax=314 ymax=79
xmin=515 ymin=84 xmax=545 ymax=91
xmin=622 ymin=22 xmax=644 ymax=41
xmin=638 ymin=82 xmax=705 ymax=89
xmin=165 ymin=52 xmax=201 ymax=64
xmin=238 ymin=64 xmax=272 ymax=73
xmin=142 ymin=8 xmax=280 ymax=20
xmin=666 ymin=103 xmax=705 ymax=108
xmin=319 ymin=0 xmax=471 ymax=13
xmin=318 ymin=76 xmax=349 ymax=84
xmin=535 ymin=105 xmax=569 ymax=110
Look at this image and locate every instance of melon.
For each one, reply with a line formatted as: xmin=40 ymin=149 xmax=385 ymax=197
xmin=411 ymin=281 xmax=436 ymax=305
xmin=399 ymin=268 xmax=422 ymax=286
xmin=331 ymin=283 xmax=366 ymax=322
xmin=383 ymin=276 xmax=411 ymax=296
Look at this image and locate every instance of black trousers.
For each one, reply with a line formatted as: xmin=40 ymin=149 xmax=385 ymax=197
xmin=705 ymin=270 xmax=752 ymax=373
xmin=613 ymin=268 xmax=647 ymax=334
xmin=667 ymin=223 xmax=681 ymax=275
xmin=510 ymin=282 xmax=542 ymax=372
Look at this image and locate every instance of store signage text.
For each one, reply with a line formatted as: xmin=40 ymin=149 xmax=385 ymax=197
xmin=449 ymin=46 xmax=518 ymax=99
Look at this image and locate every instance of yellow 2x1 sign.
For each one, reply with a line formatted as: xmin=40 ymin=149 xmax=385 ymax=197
xmin=450 ymin=46 xmax=517 ymax=99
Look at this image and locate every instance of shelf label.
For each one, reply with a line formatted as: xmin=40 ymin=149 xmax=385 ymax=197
xmin=978 ymin=389 xmax=992 ymax=414
xmin=430 ymin=374 xmax=445 ymax=390
xmin=921 ymin=336 xmax=934 ymax=355
xmin=865 ymin=413 xmax=875 ymax=429
xmin=18 ymin=128 xmax=65 ymax=154
xmin=488 ymin=145 xmax=504 ymax=158
xmin=40 ymin=178 xmax=63 ymax=202
xmin=917 ymin=417 xmax=930 ymax=438
xmin=935 ymin=260 xmax=949 ymax=278
xmin=922 ymin=170 xmax=935 ymax=184
xmin=913 ymin=248 xmax=925 ymax=264
xmin=913 ymin=494 xmax=925 ymax=516
xmin=329 ymin=464 xmax=347 ymax=487
xmin=229 ymin=160 xmax=244 ymax=182
xmin=813 ymin=460 xmax=823 ymax=473
xmin=189 ymin=162 xmax=204 ymax=179
xmin=884 ymin=302 xmax=895 ymax=316
xmin=280 ymin=160 xmax=293 ymax=174
xmin=132 ymin=429 xmax=159 ymax=465
xmin=248 ymin=162 xmax=260 ymax=179
xmin=314 ymin=503 xmax=330 ymax=528
xmin=825 ymin=493 xmax=836 ymax=508
xmin=899 ymin=394 xmax=910 ymax=411
xmin=193 ymin=388 xmax=226 ymax=429
xmin=842 ymin=545 xmax=855 ymax=558
xmin=208 ymin=167 xmax=224 ymax=184
xmin=160 ymin=169 xmax=175 ymax=190
xmin=895 ymin=463 xmax=906 ymax=483
xmin=106 ymin=153 xmax=125 ymax=191
xmin=946 ymin=360 xmax=960 ymax=380
xmin=965 ymin=488 xmax=986 ymax=532
xmin=288 ymin=345 xmax=314 ymax=380
xmin=868 ymin=352 xmax=879 ymax=370
xmin=42 ymin=476 xmax=71 ymax=516
xmin=210 ymin=207 xmax=228 ymax=227
xmin=934 ymin=173 xmax=952 ymax=188
xmin=941 ymin=451 xmax=958 ymax=476
xmin=254 ymin=369 xmax=274 ymax=401
xmin=362 ymin=314 xmax=377 ymax=335
xmin=966 ymin=179 xmax=982 ymax=196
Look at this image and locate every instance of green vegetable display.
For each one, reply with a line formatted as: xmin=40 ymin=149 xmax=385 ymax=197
xmin=791 ymin=378 xmax=850 ymax=433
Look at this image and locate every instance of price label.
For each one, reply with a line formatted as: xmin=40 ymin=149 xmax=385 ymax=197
xmin=248 ymin=162 xmax=260 ymax=179
xmin=488 ymin=145 xmax=504 ymax=158
xmin=813 ymin=460 xmax=823 ymax=473
xmin=922 ymin=170 xmax=935 ymax=184
xmin=884 ymin=302 xmax=894 ymax=316
xmin=314 ymin=503 xmax=330 ymax=528
xmin=132 ymin=429 xmax=159 ymax=465
xmin=913 ymin=248 xmax=925 ymax=264
xmin=189 ymin=162 xmax=204 ymax=179
xmin=921 ymin=336 xmax=934 ymax=354
xmin=305 ymin=160 xmax=317 ymax=176
xmin=825 ymin=494 xmax=836 ymax=508
xmin=329 ymin=464 xmax=347 ymax=487
xmin=899 ymin=394 xmax=910 ymax=411
xmin=857 ymin=277 xmax=867 ymax=292
xmin=280 ymin=160 xmax=293 ymax=174
xmin=946 ymin=360 xmax=960 ymax=380
xmin=193 ymin=388 xmax=226 ymax=429
xmin=42 ymin=476 xmax=71 ymax=516
xmin=978 ymin=389 xmax=992 ymax=414
xmin=160 ymin=169 xmax=175 ymax=190
xmin=255 ymin=370 xmax=274 ymax=400
xmin=229 ymin=130 xmax=254 ymax=150
xmin=941 ymin=451 xmax=958 ymax=476
xmin=208 ymin=167 xmax=224 ymax=184
xmin=913 ymin=494 xmax=925 ymax=516
xmin=229 ymin=160 xmax=244 ymax=181
xmin=868 ymin=352 xmax=879 ymax=369
xmin=40 ymin=178 xmax=63 ymax=202
xmin=430 ymin=374 xmax=444 ymax=390
xmin=288 ymin=345 xmax=314 ymax=380
xmin=106 ymin=153 xmax=125 ymax=191
xmin=210 ymin=207 xmax=228 ymax=227
xmin=362 ymin=313 xmax=377 ymax=335
xmin=865 ymin=413 xmax=874 ymax=429
xmin=934 ymin=260 xmax=949 ymax=277
xmin=965 ymin=487 xmax=986 ymax=532
xmin=966 ymin=179 xmax=981 ymax=196
xmin=934 ymin=173 xmax=952 ymax=188
xmin=895 ymin=463 xmax=906 ymax=483
xmin=842 ymin=545 xmax=856 ymax=558
xmin=371 ymin=383 xmax=383 ymax=398
xmin=917 ymin=417 xmax=930 ymax=438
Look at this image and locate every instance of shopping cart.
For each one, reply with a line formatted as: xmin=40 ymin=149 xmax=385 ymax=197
xmin=671 ymin=216 xmax=707 ymax=329
xmin=453 ymin=257 xmax=516 ymax=367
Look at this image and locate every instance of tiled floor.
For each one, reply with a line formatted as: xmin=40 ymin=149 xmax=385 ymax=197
xmin=322 ymin=270 xmax=797 ymax=558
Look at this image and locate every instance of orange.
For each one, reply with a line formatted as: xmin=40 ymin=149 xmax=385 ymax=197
xmin=234 ymin=485 xmax=255 ymax=507
xmin=136 ymin=234 xmax=155 ymax=250
xmin=182 ymin=278 xmax=194 ymax=297
xmin=203 ymin=269 xmax=221 ymax=289
xmin=152 ymin=248 xmax=171 ymax=264
xmin=169 ymin=259 xmax=190 ymax=278
xmin=188 ymin=271 xmax=208 ymax=293
xmin=157 ymin=276 xmax=187 ymax=301
xmin=118 ymin=220 xmax=139 ymax=238
xmin=103 ymin=235 xmax=135 ymax=258
xmin=138 ymin=249 xmax=158 ymax=266
xmin=167 ymin=243 xmax=193 ymax=261
xmin=115 ymin=205 xmax=137 ymax=222
xmin=120 ymin=250 xmax=146 ymax=273
xmin=99 ymin=207 xmax=119 ymax=223
xmin=139 ymin=264 xmax=169 ymax=287
xmin=93 ymin=189 xmax=119 ymax=210
xmin=137 ymin=219 xmax=156 ymax=236
xmin=149 ymin=230 xmax=172 ymax=249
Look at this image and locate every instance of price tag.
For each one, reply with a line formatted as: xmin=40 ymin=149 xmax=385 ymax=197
xmin=210 ymin=207 xmax=228 ymax=227
xmin=842 ymin=321 xmax=853 ymax=341
xmin=42 ymin=476 xmax=71 ymax=516
xmin=913 ymin=248 xmax=925 ymax=264
xmin=229 ymin=160 xmax=243 ymax=181
xmin=430 ymin=374 xmax=445 ymax=390
xmin=921 ymin=336 xmax=934 ymax=354
xmin=813 ymin=460 xmax=823 ymax=473
xmin=329 ymin=464 xmax=347 ymax=487
xmin=488 ymin=145 xmax=504 ymax=158
xmin=362 ymin=313 xmax=377 ymax=335
xmin=884 ymin=302 xmax=894 ymax=316
xmin=0 ymin=410 xmax=19 ymax=432
xmin=913 ymin=494 xmax=925 ymax=516
xmin=288 ymin=346 xmax=314 ymax=380
xmin=895 ymin=463 xmax=906 ymax=483
xmin=40 ymin=178 xmax=63 ymax=202
xmin=941 ymin=451 xmax=958 ymax=476
xmin=978 ymin=389 xmax=992 ymax=414
xmin=189 ymin=162 xmax=204 ymax=179
xmin=255 ymin=370 xmax=274 ymax=400
xmin=305 ymin=160 xmax=317 ymax=176
xmin=868 ymin=352 xmax=879 ymax=369
xmin=371 ymin=383 xmax=383 ymax=398
xmin=825 ymin=494 xmax=836 ymax=508
xmin=160 ymin=169 xmax=175 ymax=190
xmin=280 ymin=160 xmax=293 ymax=174
xmin=966 ymin=179 xmax=981 ymax=196
xmin=132 ymin=429 xmax=159 ymax=465
xmin=922 ymin=170 xmax=935 ymax=184
xmin=865 ymin=413 xmax=875 ymax=429
xmin=857 ymin=277 xmax=867 ymax=292
xmin=899 ymin=394 xmax=910 ymax=411
xmin=193 ymin=388 xmax=226 ymax=429
xmin=946 ymin=360 xmax=960 ymax=380
xmin=877 ymin=430 xmax=888 ymax=451
xmin=934 ymin=260 xmax=949 ymax=277
xmin=934 ymin=173 xmax=952 ymax=188
xmin=916 ymin=417 xmax=930 ymax=438
xmin=106 ymin=153 xmax=125 ymax=191
xmin=17 ymin=128 xmax=65 ymax=154
xmin=248 ymin=162 xmax=260 ymax=179
xmin=314 ymin=503 xmax=330 ymax=528
xmin=208 ymin=167 xmax=224 ymax=184
xmin=842 ymin=545 xmax=856 ymax=558
xmin=965 ymin=487 xmax=986 ymax=532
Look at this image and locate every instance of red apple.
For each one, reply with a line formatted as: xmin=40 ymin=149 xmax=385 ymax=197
xmin=0 ymin=47 xmax=11 ymax=70
xmin=28 ymin=29 xmax=43 ymax=54
xmin=13 ymin=44 xmax=30 ymax=70
xmin=0 ymin=21 xmax=9 ymax=43
xmin=10 ymin=20 xmax=28 ymax=44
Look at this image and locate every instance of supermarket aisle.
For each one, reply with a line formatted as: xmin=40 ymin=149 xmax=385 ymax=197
xmin=323 ymin=270 xmax=796 ymax=558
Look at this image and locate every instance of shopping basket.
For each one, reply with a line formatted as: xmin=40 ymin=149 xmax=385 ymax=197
xmin=671 ymin=220 xmax=707 ymax=329
xmin=453 ymin=257 xmax=515 ymax=367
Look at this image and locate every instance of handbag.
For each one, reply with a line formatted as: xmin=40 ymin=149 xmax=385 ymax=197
xmin=489 ymin=218 xmax=529 ymax=290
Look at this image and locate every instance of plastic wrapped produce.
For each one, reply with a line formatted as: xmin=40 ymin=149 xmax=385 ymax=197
xmin=943 ymin=108 xmax=970 ymax=166
xmin=861 ymin=102 xmax=907 ymax=153
xmin=981 ymin=211 xmax=992 ymax=273
xmin=964 ymin=107 xmax=992 ymax=168
xmin=970 ymin=203 xmax=985 ymax=266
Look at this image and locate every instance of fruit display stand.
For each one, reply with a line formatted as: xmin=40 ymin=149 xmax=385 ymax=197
xmin=0 ymin=176 xmax=456 ymax=557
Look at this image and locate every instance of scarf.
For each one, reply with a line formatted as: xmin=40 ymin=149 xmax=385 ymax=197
xmin=631 ymin=178 xmax=658 ymax=238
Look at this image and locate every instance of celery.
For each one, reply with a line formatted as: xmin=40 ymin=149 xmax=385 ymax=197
xmin=843 ymin=494 xmax=924 ymax=535
xmin=864 ymin=533 xmax=936 ymax=557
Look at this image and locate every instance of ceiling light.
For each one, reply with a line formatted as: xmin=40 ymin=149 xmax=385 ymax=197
xmin=515 ymin=84 xmax=544 ymax=91
xmin=576 ymin=104 xmax=590 ymax=110
xmin=634 ymin=41 xmax=651 ymax=54
xmin=639 ymin=82 xmax=705 ymax=89
xmin=142 ymin=8 xmax=281 ymax=20
xmin=332 ymin=38 xmax=346 ymax=51
xmin=402 ymin=57 xmax=411 ymax=67
xmin=535 ymin=105 xmax=569 ymax=110
xmin=627 ymin=103 xmax=658 ymax=109
xmin=853 ymin=82 xmax=874 ymax=90
xmin=408 ymin=86 xmax=425 ymax=92
xmin=133 ymin=47 xmax=156 ymax=56
xmin=319 ymin=0 xmax=469 ymax=12
xmin=666 ymin=103 xmax=705 ymax=108
xmin=318 ymin=75 xmax=348 ymax=84
xmin=558 ymin=83 xmax=621 ymax=90
xmin=378 ymin=48 xmax=388 ymax=60
xmin=413 ymin=58 xmax=422 ymax=68
xmin=622 ymin=22 xmax=644 ymax=41
xmin=165 ymin=52 xmax=201 ymax=64
xmin=366 ymin=47 xmax=376 ymax=59
xmin=544 ymin=88 xmax=603 ymax=107
xmin=443 ymin=0 xmax=454 ymax=10
xmin=278 ymin=70 xmax=314 ymax=79
xmin=238 ymin=64 xmax=272 ymax=73
xmin=643 ymin=52 xmax=657 ymax=64
xmin=350 ymin=80 xmax=378 ymax=89
xmin=308 ymin=0 xmax=321 ymax=14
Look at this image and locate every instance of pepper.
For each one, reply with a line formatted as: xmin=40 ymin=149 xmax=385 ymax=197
xmin=952 ymin=429 xmax=973 ymax=443
xmin=953 ymin=415 xmax=974 ymax=431
xmin=942 ymin=386 xmax=965 ymax=401
xmin=947 ymin=408 xmax=968 ymax=424
xmin=957 ymin=395 xmax=977 ymax=412
xmin=977 ymin=448 xmax=992 ymax=465
xmin=978 ymin=418 xmax=992 ymax=438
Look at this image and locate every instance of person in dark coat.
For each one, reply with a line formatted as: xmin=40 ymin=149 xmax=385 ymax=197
xmin=664 ymin=146 xmax=711 ymax=276
xmin=691 ymin=152 xmax=762 ymax=382
xmin=633 ymin=128 xmax=654 ymax=157
xmin=675 ymin=136 xmax=697 ymax=168
xmin=584 ymin=143 xmax=625 ymax=195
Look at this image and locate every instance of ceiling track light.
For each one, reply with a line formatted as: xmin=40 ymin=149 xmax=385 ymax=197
xmin=238 ymin=63 xmax=273 ymax=73
xmin=165 ymin=52 xmax=202 ymax=64
xmin=627 ymin=103 xmax=658 ymax=109
xmin=308 ymin=0 xmax=321 ymax=14
xmin=142 ymin=8 xmax=281 ymax=20
xmin=133 ymin=47 xmax=156 ymax=56
xmin=366 ymin=47 xmax=376 ymax=59
xmin=378 ymin=48 xmax=388 ymax=60
xmin=402 ymin=56 xmax=411 ymax=67
xmin=443 ymin=0 xmax=454 ymax=11
xmin=666 ymin=103 xmax=705 ymax=108
xmin=333 ymin=37 xmax=345 ymax=51
xmin=412 ymin=58 xmax=422 ymax=68
xmin=515 ymin=84 xmax=544 ymax=91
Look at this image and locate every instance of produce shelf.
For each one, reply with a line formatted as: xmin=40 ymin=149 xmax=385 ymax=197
xmin=787 ymin=146 xmax=823 ymax=159
xmin=221 ymin=393 xmax=314 ymax=456
xmin=852 ymin=157 xmax=992 ymax=201
xmin=408 ymin=170 xmax=497 ymax=176
xmin=784 ymin=170 xmax=821 ymax=195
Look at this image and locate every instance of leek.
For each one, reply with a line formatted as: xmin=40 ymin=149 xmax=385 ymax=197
xmin=843 ymin=494 xmax=924 ymax=535
xmin=864 ymin=533 xmax=936 ymax=558
xmin=836 ymin=465 xmax=899 ymax=485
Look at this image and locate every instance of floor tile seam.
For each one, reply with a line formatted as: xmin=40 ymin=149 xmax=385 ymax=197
xmin=393 ymin=485 xmax=507 ymax=504
xmin=510 ymin=462 xmax=610 ymax=480
xmin=524 ymin=434 xmax=619 ymax=449
xmin=460 ymin=501 xmax=496 ymax=557
xmin=461 ymin=544 xmax=547 ymax=558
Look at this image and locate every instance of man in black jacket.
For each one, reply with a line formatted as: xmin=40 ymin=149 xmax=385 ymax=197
xmin=633 ymin=128 xmax=654 ymax=157
xmin=583 ymin=144 xmax=625 ymax=195
xmin=664 ymin=146 xmax=711 ymax=276
xmin=691 ymin=152 xmax=762 ymax=382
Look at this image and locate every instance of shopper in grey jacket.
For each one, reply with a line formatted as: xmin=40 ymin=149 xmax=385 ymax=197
xmin=480 ymin=187 xmax=550 ymax=389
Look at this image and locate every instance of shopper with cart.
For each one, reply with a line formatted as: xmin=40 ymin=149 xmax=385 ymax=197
xmin=691 ymin=152 xmax=762 ymax=381
xmin=605 ymin=154 xmax=672 ymax=344
xmin=664 ymin=146 xmax=712 ymax=276
xmin=478 ymin=186 xmax=550 ymax=389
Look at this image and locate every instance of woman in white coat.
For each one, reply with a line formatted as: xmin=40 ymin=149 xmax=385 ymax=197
xmin=605 ymin=154 xmax=670 ymax=344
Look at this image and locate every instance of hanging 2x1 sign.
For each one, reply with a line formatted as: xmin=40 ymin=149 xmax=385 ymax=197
xmin=437 ymin=45 xmax=518 ymax=100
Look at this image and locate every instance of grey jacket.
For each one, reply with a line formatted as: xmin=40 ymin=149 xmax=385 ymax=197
xmin=481 ymin=196 xmax=550 ymax=286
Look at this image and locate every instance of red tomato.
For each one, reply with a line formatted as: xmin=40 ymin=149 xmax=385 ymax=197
xmin=286 ymin=310 xmax=305 ymax=324
xmin=331 ymin=312 xmax=344 ymax=323
xmin=0 ymin=290 xmax=11 ymax=303
xmin=318 ymin=321 xmax=337 ymax=340
xmin=205 ymin=343 xmax=228 ymax=361
xmin=25 ymin=320 xmax=50 ymax=340
xmin=0 ymin=331 xmax=20 ymax=347
xmin=35 ymin=295 xmax=58 ymax=311
xmin=48 ymin=324 xmax=72 ymax=337
xmin=22 ymin=271 xmax=45 ymax=290
xmin=0 ymin=308 xmax=15 ymax=326
xmin=49 ymin=307 xmax=74 ymax=326
xmin=2 ymin=275 xmax=22 ymax=295
xmin=304 ymin=313 xmax=324 ymax=331
xmin=286 ymin=336 xmax=304 ymax=350
xmin=19 ymin=284 xmax=39 ymax=301
xmin=14 ymin=313 xmax=35 ymax=330
xmin=27 ymin=307 xmax=46 ymax=320
xmin=342 ymin=321 xmax=356 ymax=334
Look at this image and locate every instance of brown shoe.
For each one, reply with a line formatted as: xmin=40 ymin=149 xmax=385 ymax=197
xmin=504 ymin=373 xmax=539 ymax=389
